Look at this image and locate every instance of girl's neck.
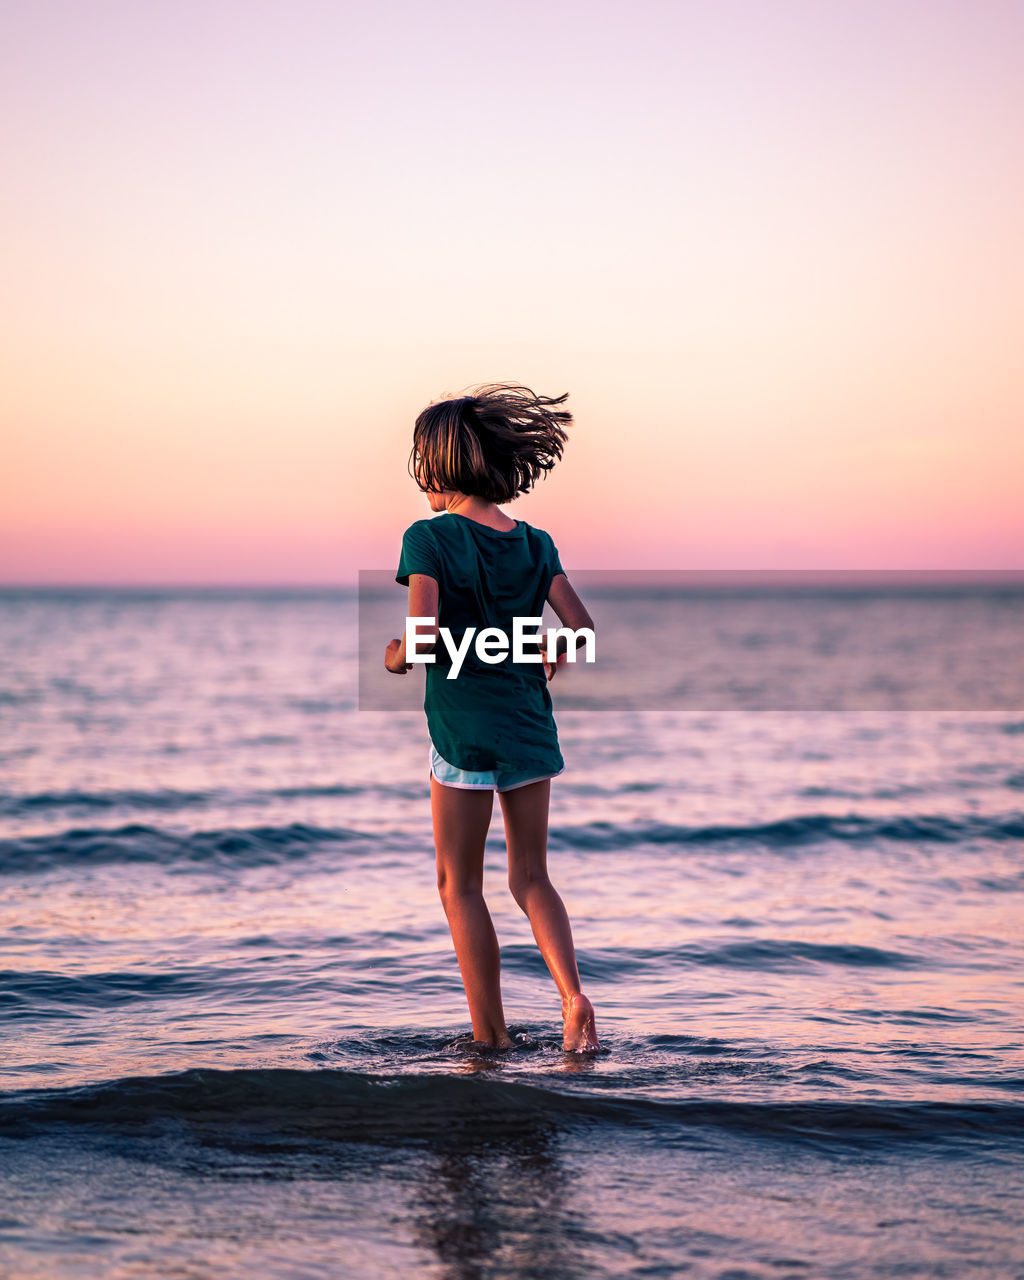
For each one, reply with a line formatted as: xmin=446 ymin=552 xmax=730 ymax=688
xmin=446 ymin=493 xmax=517 ymax=530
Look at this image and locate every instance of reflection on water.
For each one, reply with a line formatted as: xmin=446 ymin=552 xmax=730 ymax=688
xmin=413 ymin=1118 xmax=580 ymax=1280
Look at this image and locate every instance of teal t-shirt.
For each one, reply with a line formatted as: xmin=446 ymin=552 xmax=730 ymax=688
xmin=395 ymin=512 xmax=566 ymax=773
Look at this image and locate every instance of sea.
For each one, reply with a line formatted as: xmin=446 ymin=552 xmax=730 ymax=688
xmin=1 ymin=579 xmax=1023 ymax=1279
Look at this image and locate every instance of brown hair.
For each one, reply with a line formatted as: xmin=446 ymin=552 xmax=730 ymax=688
xmin=409 ymin=382 xmax=572 ymax=503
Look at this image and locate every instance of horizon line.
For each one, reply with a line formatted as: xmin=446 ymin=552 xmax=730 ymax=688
xmin=3 ymin=568 xmax=1024 ymax=593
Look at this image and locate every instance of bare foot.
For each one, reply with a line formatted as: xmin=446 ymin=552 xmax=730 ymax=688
xmin=562 ymin=992 xmax=600 ymax=1052
xmin=476 ymin=1031 xmax=514 ymax=1051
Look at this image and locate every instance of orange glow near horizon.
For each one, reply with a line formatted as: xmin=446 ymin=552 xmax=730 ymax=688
xmin=2 ymin=1 xmax=1022 ymax=583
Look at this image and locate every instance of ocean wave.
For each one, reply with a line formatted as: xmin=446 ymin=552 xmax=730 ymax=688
xmin=548 ymin=810 xmax=1024 ymax=852
xmin=0 ymin=781 xmax=375 ymax=819
xmin=0 ymin=821 xmax=369 ymax=874
xmin=0 ymin=937 xmax=931 ymax=1025
xmin=495 ymin=939 xmax=929 ymax=980
xmin=0 ymin=954 xmax=449 ymax=1018
xmin=2 ymin=1067 xmax=1021 ymax=1152
xmin=586 ymin=938 xmax=927 ymax=974
xmin=5 ymin=808 xmax=1021 ymax=876
xmin=0 ymin=787 xmax=216 ymax=817
xmin=0 ymin=967 xmax=246 ymax=1016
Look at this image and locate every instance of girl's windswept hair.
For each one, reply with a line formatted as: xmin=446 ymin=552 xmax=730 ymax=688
xmin=409 ymin=382 xmax=572 ymax=504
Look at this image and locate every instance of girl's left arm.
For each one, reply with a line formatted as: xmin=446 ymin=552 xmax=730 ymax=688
xmin=385 ymin=573 xmax=439 ymax=673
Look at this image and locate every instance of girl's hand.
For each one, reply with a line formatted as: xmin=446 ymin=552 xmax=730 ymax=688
xmin=385 ymin=638 xmax=411 ymax=674
xmin=544 ymin=650 xmax=569 ymax=682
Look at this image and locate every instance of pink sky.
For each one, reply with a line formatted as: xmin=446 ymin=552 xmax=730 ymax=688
xmin=2 ymin=0 xmax=1022 ymax=583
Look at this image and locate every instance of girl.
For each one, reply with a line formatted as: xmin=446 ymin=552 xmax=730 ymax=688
xmin=385 ymin=383 xmax=600 ymax=1053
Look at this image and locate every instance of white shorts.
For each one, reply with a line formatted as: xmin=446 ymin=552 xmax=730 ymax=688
xmin=428 ymin=741 xmax=565 ymax=792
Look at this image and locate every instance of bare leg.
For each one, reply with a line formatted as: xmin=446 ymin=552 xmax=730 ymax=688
xmin=431 ymin=775 xmax=513 ymax=1049
xmin=499 ymin=779 xmax=599 ymax=1052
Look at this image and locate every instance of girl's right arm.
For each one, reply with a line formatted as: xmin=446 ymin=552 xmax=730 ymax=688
xmin=385 ymin=573 xmax=439 ymax=673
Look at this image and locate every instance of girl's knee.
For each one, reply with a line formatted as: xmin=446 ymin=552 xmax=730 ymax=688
xmin=437 ymin=866 xmax=482 ymax=906
xmin=508 ymin=867 xmax=551 ymax=910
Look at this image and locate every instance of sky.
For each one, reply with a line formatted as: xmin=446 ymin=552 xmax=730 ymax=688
xmin=2 ymin=0 xmax=1022 ymax=584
